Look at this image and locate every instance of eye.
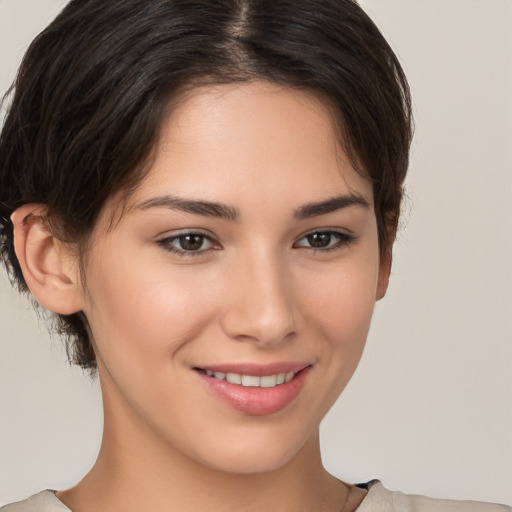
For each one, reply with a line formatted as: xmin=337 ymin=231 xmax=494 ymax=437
xmin=293 ymin=230 xmax=356 ymax=251
xmin=157 ymin=232 xmax=219 ymax=255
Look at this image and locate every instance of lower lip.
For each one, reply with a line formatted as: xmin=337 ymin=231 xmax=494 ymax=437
xmin=196 ymin=367 xmax=311 ymax=416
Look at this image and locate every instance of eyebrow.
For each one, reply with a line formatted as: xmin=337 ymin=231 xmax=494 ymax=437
xmin=136 ymin=195 xmax=239 ymax=221
xmin=293 ymin=194 xmax=370 ymax=220
xmin=136 ymin=192 xmax=370 ymax=221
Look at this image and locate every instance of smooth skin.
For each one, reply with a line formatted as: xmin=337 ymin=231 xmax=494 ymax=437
xmin=13 ymin=82 xmax=390 ymax=512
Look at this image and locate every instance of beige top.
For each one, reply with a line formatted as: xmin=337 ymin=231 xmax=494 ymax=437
xmin=1 ymin=480 xmax=510 ymax=511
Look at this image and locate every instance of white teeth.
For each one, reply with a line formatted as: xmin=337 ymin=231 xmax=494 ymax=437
xmin=207 ymin=370 xmax=295 ymax=387
xmin=242 ymin=375 xmax=260 ymax=387
xmin=226 ymin=373 xmax=242 ymax=385
xmin=260 ymin=375 xmax=278 ymax=388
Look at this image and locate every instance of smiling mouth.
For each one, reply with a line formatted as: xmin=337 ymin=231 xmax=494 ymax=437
xmin=195 ymin=364 xmax=312 ymax=415
xmin=196 ymin=369 xmax=296 ymax=388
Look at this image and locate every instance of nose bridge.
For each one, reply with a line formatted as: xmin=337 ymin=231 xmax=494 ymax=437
xmin=221 ymin=245 xmax=297 ymax=345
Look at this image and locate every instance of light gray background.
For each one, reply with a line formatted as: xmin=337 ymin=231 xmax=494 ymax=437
xmin=1 ymin=0 xmax=511 ymax=506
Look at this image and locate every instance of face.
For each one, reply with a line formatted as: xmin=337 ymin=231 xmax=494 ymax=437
xmin=77 ymin=82 xmax=388 ymax=474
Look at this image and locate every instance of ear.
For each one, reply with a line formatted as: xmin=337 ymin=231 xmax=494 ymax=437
xmin=376 ymin=248 xmax=392 ymax=301
xmin=11 ymin=204 xmax=83 ymax=315
xmin=376 ymin=216 xmax=398 ymax=301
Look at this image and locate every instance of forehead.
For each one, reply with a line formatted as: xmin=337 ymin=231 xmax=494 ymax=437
xmin=125 ymin=81 xmax=373 ymax=215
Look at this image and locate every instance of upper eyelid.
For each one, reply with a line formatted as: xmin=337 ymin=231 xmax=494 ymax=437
xmin=295 ymin=227 xmax=355 ymax=239
xmin=156 ymin=228 xmax=216 ymax=240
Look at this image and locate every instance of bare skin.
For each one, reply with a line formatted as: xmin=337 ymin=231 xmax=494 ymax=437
xmin=15 ymin=82 xmax=385 ymax=512
xmin=57 ymin=430 xmax=366 ymax=512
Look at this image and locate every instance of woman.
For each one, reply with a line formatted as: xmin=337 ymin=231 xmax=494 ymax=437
xmin=0 ymin=1 xmax=510 ymax=511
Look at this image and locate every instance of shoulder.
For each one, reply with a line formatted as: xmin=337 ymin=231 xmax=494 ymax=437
xmin=0 ymin=491 xmax=70 ymax=512
xmin=357 ymin=480 xmax=511 ymax=512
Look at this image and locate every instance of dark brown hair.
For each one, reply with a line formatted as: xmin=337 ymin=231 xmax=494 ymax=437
xmin=0 ymin=0 xmax=412 ymax=371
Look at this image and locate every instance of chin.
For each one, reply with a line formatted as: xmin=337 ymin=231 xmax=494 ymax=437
xmin=205 ymin=449 xmax=298 ymax=475
xmin=190 ymin=426 xmax=316 ymax=476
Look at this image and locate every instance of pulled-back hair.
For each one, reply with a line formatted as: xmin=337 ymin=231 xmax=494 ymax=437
xmin=0 ymin=0 xmax=412 ymax=371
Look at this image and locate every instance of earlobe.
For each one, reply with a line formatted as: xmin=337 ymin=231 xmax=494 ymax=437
xmin=11 ymin=204 xmax=83 ymax=315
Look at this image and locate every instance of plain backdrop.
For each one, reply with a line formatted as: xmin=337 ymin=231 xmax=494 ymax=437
xmin=0 ymin=0 xmax=511 ymax=506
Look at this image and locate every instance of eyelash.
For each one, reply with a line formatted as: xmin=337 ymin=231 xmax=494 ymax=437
xmin=156 ymin=232 xmax=219 ymax=257
xmin=293 ymin=230 xmax=357 ymax=253
xmin=156 ymin=230 xmax=356 ymax=257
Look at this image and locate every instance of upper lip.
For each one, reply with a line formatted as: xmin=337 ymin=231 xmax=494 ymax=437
xmin=195 ymin=361 xmax=311 ymax=376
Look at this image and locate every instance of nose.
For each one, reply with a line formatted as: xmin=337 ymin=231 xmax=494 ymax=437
xmin=219 ymin=250 xmax=298 ymax=346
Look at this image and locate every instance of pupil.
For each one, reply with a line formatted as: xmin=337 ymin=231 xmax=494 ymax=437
xmin=180 ymin=235 xmax=204 ymax=251
xmin=308 ymin=233 xmax=331 ymax=248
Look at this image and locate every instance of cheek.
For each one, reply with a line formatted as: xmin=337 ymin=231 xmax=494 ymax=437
xmin=296 ymin=251 xmax=380 ymax=390
xmin=300 ymin=257 xmax=379 ymax=340
xmin=83 ymin=256 xmax=218 ymax=372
